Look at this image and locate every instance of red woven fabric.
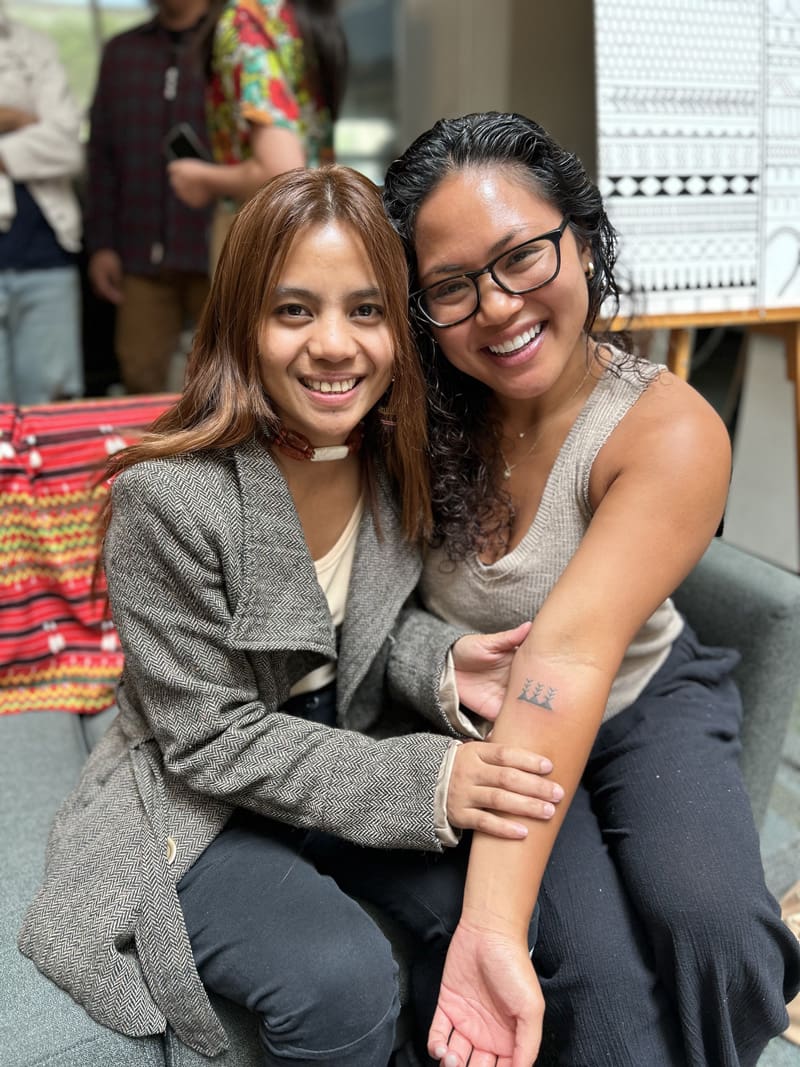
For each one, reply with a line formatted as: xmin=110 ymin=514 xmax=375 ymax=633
xmin=0 ymin=396 xmax=175 ymax=715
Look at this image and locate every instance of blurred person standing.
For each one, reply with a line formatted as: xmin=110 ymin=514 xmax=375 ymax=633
xmin=168 ymin=0 xmax=347 ymax=270
xmin=0 ymin=12 xmax=83 ymax=405
xmin=86 ymin=0 xmax=213 ymax=395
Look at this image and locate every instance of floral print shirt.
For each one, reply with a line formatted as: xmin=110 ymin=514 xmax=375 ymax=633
xmin=208 ymin=0 xmax=334 ymax=168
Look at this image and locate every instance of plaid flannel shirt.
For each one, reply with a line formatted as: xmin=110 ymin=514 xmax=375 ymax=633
xmin=85 ymin=17 xmax=211 ymax=277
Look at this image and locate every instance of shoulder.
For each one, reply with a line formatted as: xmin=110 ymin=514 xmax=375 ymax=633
xmin=111 ymin=450 xmax=241 ymax=533
xmin=101 ymin=18 xmax=155 ymax=53
xmin=228 ymin=0 xmax=297 ymax=45
xmin=3 ymin=20 xmax=56 ymax=56
xmin=113 ymin=448 xmax=237 ymax=493
xmin=223 ymin=0 xmax=272 ymax=32
xmin=592 ymin=363 xmax=731 ymax=507
xmin=630 ymin=367 xmax=729 ymax=455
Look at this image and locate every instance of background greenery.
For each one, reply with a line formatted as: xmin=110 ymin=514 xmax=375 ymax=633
xmin=8 ymin=2 xmax=148 ymax=114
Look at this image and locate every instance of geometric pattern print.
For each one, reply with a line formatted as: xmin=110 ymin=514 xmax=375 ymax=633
xmin=0 ymin=396 xmax=174 ymax=715
xmin=594 ymin=0 xmax=770 ymax=315
xmin=762 ymin=2 xmax=800 ymax=306
xmin=603 ymin=175 xmax=759 ymax=198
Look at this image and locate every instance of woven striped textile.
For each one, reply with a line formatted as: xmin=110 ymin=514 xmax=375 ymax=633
xmin=0 ymin=396 xmax=175 ymax=716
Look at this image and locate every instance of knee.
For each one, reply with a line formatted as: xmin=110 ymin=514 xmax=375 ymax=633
xmin=641 ymin=870 xmax=797 ymax=1006
xmin=642 ymin=872 xmax=766 ymax=960
xmin=260 ymin=919 xmax=399 ymax=1062
xmin=313 ymin=920 xmax=399 ymax=1035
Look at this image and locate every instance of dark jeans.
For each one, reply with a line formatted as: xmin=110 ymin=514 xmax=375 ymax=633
xmin=177 ymin=685 xmax=538 ymax=1066
xmin=534 ymin=625 xmax=800 ymax=1066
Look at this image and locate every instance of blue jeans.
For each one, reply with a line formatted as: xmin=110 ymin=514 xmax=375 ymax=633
xmin=0 ymin=267 xmax=83 ymax=404
xmin=178 ymin=686 xmax=539 ymax=1066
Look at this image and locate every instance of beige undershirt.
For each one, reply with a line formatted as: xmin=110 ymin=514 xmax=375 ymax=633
xmin=289 ymin=496 xmax=461 ymax=846
xmin=290 ymin=496 xmax=365 ymax=697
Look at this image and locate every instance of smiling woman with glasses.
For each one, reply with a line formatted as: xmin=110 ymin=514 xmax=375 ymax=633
xmin=415 ymin=217 xmax=569 ymax=327
xmin=384 ymin=111 xmax=800 ymax=1067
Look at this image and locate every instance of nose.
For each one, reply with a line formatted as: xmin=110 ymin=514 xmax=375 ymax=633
xmin=474 ymin=274 xmax=524 ymax=326
xmin=306 ymin=312 xmax=357 ymax=362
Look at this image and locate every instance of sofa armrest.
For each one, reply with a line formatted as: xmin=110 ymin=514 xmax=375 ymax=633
xmin=672 ymin=538 xmax=800 ymax=827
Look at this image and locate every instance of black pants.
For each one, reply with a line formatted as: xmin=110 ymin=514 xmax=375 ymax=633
xmin=534 ymin=625 xmax=800 ymax=1066
xmin=178 ymin=685 xmax=538 ymax=1066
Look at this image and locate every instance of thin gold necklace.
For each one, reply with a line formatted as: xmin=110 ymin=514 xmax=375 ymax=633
xmin=499 ymin=430 xmax=545 ymax=480
xmin=498 ymin=364 xmax=593 ymax=481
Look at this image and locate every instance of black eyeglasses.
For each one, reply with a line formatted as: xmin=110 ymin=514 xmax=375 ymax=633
xmin=414 ymin=217 xmax=570 ymax=328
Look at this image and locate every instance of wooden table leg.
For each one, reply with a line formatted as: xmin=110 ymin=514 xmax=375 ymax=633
xmin=666 ymin=328 xmax=692 ymax=381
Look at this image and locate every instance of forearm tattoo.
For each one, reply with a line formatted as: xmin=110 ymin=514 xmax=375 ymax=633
xmin=518 ymin=679 xmax=557 ymax=711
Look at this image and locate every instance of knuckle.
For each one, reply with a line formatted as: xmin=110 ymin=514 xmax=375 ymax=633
xmin=475 ymin=811 xmax=490 ymax=831
xmin=494 ymin=745 xmax=510 ymax=765
xmin=498 ymin=767 xmax=520 ymax=790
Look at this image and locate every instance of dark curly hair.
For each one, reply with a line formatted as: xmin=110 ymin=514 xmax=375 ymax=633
xmin=383 ymin=111 xmax=636 ymax=560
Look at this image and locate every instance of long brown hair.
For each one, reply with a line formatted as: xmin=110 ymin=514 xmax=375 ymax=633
xmin=290 ymin=0 xmax=348 ymax=121
xmin=100 ymin=166 xmax=430 ymax=542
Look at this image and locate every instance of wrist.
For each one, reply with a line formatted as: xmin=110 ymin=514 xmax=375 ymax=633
xmin=459 ymin=901 xmax=531 ymax=941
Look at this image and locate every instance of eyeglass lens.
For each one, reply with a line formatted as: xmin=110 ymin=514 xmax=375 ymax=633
xmin=421 ymin=235 xmax=561 ymax=326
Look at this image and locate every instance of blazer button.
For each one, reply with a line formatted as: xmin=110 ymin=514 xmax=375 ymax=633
xmin=166 ymin=836 xmax=177 ymax=865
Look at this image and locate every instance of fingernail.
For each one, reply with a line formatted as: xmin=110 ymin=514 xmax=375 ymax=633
xmin=433 ymin=1047 xmax=447 ymax=1059
xmin=540 ymin=757 xmax=553 ymax=773
xmin=542 ymin=802 xmax=555 ymax=817
xmin=514 ymin=823 xmax=529 ymax=837
xmin=444 ymin=1056 xmax=459 ymax=1067
xmin=552 ymin=784 xmax=564 ymax=800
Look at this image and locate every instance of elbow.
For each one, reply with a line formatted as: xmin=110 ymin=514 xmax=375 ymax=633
xmin=161 ymin=735 xmax=229 ymax=796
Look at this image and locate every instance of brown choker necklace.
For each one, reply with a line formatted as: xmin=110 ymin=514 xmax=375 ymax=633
xmin=271 ymin=423 xmax=364 ymax=462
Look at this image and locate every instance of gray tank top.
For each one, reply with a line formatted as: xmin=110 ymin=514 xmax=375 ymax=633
xmin=420 ymin=351 xmax=684 ymax=721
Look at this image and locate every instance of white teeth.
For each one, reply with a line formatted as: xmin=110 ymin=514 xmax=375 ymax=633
xmin=303 ymin=377 xmax=358 ymax=394
xmin=488 ymin=323 xmax=543 ymax=355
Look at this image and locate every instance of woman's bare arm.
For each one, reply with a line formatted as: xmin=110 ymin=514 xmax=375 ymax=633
xmin=429 ymin=373 xmax=732 ymax=1066
xmin=169 ymin=124 xmax=305 ymax=208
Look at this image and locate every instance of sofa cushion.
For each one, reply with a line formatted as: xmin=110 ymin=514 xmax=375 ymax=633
xmin=0 ymin=397 xmax=174 ymax=717
xmin=164 ymin=999 xmax=263 ymax=1067
xmin=0 ymin=711 xmax=164 ymax=1066
xmin=673 ymin=537 xmax=800 ymax=826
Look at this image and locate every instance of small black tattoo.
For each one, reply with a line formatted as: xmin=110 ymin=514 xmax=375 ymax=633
xmin=518 ymin=679 xmax=557 ymax=711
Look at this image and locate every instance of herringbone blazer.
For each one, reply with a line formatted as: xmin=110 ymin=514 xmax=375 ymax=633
xmin=18 ymin=438 xmax=465 ymax=1056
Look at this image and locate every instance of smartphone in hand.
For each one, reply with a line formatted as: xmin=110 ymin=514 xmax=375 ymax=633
xmin=163 ymin=122 xmax=210 ymax=162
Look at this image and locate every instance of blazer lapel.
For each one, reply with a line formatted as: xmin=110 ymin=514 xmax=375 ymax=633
xmin=227 ymin=443 xmax=421 ymax=703
xmin=337 ymin=469 xmax=421 ymax=713
xmin=227 ymin=438 xmax=336 ymax=656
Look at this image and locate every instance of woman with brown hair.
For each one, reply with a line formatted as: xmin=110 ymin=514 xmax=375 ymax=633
xmin=19 ymin=166 xmax=564 ymax=1066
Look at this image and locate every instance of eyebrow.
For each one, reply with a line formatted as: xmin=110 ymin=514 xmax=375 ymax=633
xmin=421 ymin=227 xmax=530 ymax=283
xmin=273 ymin=285 xmax=382 ymax=301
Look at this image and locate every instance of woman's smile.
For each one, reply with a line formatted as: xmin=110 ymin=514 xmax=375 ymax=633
xmin=258 ymin=220 xmax=395 ymax=445
xmin=486 ymin=322 xmax=545 ymax=357
xmin=414 ymin=166 xmax=591 ymax=406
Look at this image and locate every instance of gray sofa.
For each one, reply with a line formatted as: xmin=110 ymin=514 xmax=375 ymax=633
xmin=2 ymin=537 xmax=800 ymax=1067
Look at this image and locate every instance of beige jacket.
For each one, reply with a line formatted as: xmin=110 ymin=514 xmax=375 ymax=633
xmin=0 ymin=16 xmax=83 ymax=252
